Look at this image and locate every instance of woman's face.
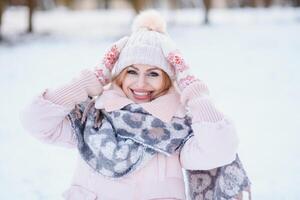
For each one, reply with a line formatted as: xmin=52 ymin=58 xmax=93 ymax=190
xmin=121 ymin=64 xmax=167 ymax=103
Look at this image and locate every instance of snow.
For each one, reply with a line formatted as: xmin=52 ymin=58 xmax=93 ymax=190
xmin=0 ymin=6 xmax=299 ymax=200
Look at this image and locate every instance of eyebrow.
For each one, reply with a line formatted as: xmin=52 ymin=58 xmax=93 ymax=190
xmin=128 ymin=65 xmax=161 ymax=72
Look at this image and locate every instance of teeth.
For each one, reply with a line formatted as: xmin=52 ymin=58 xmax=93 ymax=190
xmin=132 ymin=91 xmax=150 ymax=96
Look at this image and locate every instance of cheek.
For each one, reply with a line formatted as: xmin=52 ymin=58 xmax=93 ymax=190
xmin=121 ymin=79 xmax=128 ymax=89
xmin=149 ymin=77 xmax=164 ymax=91
xmin=121 ymin=77 xmax=133 ymax=93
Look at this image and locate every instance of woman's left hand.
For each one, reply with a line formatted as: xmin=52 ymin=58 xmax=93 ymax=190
xmin=160 ymin=36 xmax=199 ymax=91
xmin=161 ymin=36 xmax=211 ymax=105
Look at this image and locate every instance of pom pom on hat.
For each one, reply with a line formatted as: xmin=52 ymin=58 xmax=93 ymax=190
xmin=132 ymin=10 xmax=167 ymax=34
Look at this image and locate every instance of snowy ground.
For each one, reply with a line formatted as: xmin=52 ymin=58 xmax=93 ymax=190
xmin=0 ymin=6 xmax=299 ymax=200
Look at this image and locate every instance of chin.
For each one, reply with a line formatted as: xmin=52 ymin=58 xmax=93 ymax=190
xmin=130 ymin=97 xmax=151 ymax=103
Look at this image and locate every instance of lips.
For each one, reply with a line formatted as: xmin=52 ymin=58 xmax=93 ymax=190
xmin=130 ymin=89 xmax=153 ymax=101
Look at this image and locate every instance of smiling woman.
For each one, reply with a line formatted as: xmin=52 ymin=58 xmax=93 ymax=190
xmin=20 ymin=9 xmax=250 ymax=200
xmin=114 ymin=64 xmax=172 ymax=103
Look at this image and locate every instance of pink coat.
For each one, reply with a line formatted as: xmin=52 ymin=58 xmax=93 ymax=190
xmin=20 ymin=72 xmax=239 ymax=200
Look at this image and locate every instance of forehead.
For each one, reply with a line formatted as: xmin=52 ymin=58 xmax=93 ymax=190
xmin=129 ymin=64 xmax=161 ymax=71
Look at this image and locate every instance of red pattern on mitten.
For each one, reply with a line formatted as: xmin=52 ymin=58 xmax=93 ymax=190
xmin=94 ymin=36 xmax=128 ymax=85
xmin=163 ymin=45 xmax=199 ymax=90
xmin=102 ymin=45 xmax=120 ymax=71
xmin=161 ymin=36 xmax=199 ymax=90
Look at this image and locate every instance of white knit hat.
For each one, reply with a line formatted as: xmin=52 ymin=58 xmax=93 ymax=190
xmin=112 ymin=10 xmax=175 ymax=79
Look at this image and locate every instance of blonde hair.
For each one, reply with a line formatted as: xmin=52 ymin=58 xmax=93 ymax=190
xmin=113 ymin=67 xmax=172 ymax=95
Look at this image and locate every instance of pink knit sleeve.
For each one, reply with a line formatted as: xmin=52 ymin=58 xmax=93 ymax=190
xmin=20 ymin=70 xmax=104 ymax=148
xmin=179 ymin=81 xmax=239 ymax=170
xmin=44 ymin=69 xmax=103 ymax=109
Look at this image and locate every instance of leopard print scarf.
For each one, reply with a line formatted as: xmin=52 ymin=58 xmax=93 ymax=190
xmin=67 ymin=98 xmax=251 ymax=199
xmin=67 ymin=98 xmax=192 ymax=178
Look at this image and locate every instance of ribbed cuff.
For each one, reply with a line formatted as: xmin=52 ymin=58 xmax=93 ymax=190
xmin=180 ymin=80 xmax=210 ymax=105
xmin=181 ymin=81 xmax=224 ymax=122
xmin=81 ymin=69 xmax=104 ymax=97
xmin=187 ymin=97 xmax=224 ymax=123
xmin=44 ymin=70 xmax=102 ymax=109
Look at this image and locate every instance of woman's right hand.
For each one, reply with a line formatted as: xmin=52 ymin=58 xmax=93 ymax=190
xmin=80 ymin=36 xmax=129 ymax=97
xmin=93 ymin=36 xmax=128 ymax=85
xmin=42 ymin=37 xmax=128 ymax=108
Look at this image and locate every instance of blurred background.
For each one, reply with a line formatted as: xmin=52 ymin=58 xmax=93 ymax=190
xmin=0 ymin=0 xmax=299 ymax=200
xmin=1 ymin=0 xmax=300 ymax=37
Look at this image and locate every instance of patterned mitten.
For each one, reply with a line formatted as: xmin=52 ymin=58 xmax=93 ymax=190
xmin=94 ymin=36 xmax=128 ymax=85
xmin=160 ymin=35 xmax=200 ymax=91
xmin=161 ymin=36 xmax=225 ymax=122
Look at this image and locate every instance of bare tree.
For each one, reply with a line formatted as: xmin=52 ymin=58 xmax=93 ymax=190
xmin=27 ymin=0 xmax=37 ymax=33
xmin=95 ymin=0 xmax=111 ymax=9
xmin=169 ymin=0 xmax=180 ymax=9
xmin=55 ymin=0 xmax=74 ymax=8
xmin=0 ymin=0 xmax=8 ymax=41
xmin=203 ymin=0 xmax=211 ymax=24
xmin=293 ymin=0 xmax=300 ymax=6
xmin=130 ymin=0 xmax=146 ymax=13
xmin=0 ymin=0 xmax=6 ymax=41
xmin=240 ymin=0 xmax=257 ymax=7
xmin=103 ymin=0 xmax=109 ymax=9
xmin=263 ymin=0 xmax=272 ymax=7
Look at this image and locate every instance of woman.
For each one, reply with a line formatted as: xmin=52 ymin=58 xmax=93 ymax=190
xmin=20 ymin=10 xmax=250 ymax=200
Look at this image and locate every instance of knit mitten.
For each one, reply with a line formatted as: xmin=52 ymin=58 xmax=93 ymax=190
xmin=44 ymin=37 xmax=128 ymax=109
xmin=161 ymin=36 xmax=224 ymax=123
xmin=160 ymin=35 xmax=200 ymax=91
xmin=94 ymin=36 xmax=128 ymax=85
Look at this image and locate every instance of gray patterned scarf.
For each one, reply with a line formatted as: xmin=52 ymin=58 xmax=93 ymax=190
xmin=67 ymin=98 xmax=251 ymax=199
xmin=68 ymin=98 xmax=192 ymax=178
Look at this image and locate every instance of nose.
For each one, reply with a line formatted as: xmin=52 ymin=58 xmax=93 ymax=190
xmin=136 ymin=74 xmax=147 ymax=88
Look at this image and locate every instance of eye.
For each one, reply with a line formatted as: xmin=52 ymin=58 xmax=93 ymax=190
xmin=148 ymin=71 xmax=159 ymax=77
xmin=127 ymin=69 xmax=138 ymax=75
